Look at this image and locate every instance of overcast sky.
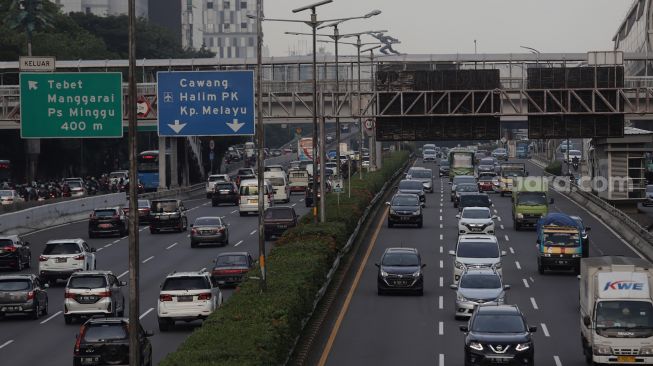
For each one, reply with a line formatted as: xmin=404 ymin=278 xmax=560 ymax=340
xmin=263 ymin=0 xmax=634 ymax=56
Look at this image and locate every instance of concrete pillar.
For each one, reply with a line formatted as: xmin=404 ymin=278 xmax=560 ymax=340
xmin=375 ymin=141 xmax=383 ymax=170
xmin=158 ymin=137 xmax=167 ymax=191
xmin=170 ymin=138 xmax=179 ymax=188
xmin=183 ymin=139 xmax=190 ymax=186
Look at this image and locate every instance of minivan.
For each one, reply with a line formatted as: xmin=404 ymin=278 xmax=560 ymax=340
xmin=238 ymin=179 xmax=273 ymax=216
xmin=264 ymin=171 xmax=290 ymax=203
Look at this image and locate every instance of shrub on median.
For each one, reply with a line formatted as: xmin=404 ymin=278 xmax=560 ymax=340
xmin=160 ymin=151 xmax=409 ymax=366
xmin=545 ymin=160 xmax=562 ymax=176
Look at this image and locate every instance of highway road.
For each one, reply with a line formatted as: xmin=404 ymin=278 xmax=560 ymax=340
xmin=310 ymin=159 xmax=643 ymax=366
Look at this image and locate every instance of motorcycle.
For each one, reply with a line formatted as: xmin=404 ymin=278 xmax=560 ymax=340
xmin=572 ymin=157 xmax=579 ymax=172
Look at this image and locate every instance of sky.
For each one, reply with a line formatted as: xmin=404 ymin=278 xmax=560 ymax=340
xmin=263 ymin=0 xmax=634 ymax=56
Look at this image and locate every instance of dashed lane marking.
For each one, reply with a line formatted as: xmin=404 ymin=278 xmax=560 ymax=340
xmin=530 ymin=297 xmax=539 ymax=310
xmin=166 ymin=242 xmax=178 ymax=250
xmin=438 ymin=321 xmax=444 ymax=335
xmin=541 ymin=323 xmax=550 ymax=337
xmin=292 ymin=203 xmax=297 ymax=207
xmin=439 ymin=234 xmax=443 ymax=241
xmin=440 ymin=224 xmax=443 ymax=229
xmin=142 ymin=256 xmax=154 ymax=264
xmin=113 ymin=240 xmax=120 ymax=244
xmin=235 ymin=240 xmax=244 ymax=247
xmin=40 ymin=310 xmax=62 ymax=325
xmin=500 ymin=224 xmax=505 ymax=230
xmin=300 ymin=199 xmax=304 ymax=202
xmin=97 ymin=247 xmax=104 ymax=252
xmin=439 ymin=260 xmax=443 ymax=269
xmin=231 ymin=210 xmax=238 ymax=214
xmin=439 ymin=354 xmax=445 ymax=366
xmin=439 ymin=246 xmax=443 ymax=253
xmin=523 ymin=279 xmax=530 ymax=288
xmin=509 ymin=247 xmax=515 ymax=254
xmin=104 ymin=244 xmax=112 ymax=248
xmin=554 ymin=356 xmax=562 ymax=366
xmin=438 ymin=296 xmax=443 ymax=310
xmin=439 ymin=216 xmax=443 ymax=221
xmin=250 ymin=230 xmax=257 ymax=235
xmin=118 ymin=271 xmax=129 ymax=279
xmin=497 ymin=216 xmax=502 ymax=222
xmin=504 ymin=235 xmax=510 ymax=242
xmin=515 ymin=261 xmax=521 ymax=270
xmin=0 ymin=340 xmax=14 ymax=349
xmin=139 ymin=307 xmax=154 ymax=320
xmin=439 ymin=277 xmax=443 ymax=287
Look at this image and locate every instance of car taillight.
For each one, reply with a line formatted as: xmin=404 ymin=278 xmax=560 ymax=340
xmin=97 ymin=291 xmax=111 ymax=298
xmin=74 ymin=326 xmax=86 ymax=355
xmin=64 ymin=291 xmax=76 ymax=299
xmin=218 ymin=227 xmax=225 ymax=233
xmin=2 ymin=246 xmax=16 ymax=252
xmin=214 ymin=269 xmax=246 ymax=275
xmin=197 ymin=293 xmax=211 ymax=300
xmin=191 ymin=228 xmax=198 ymax=235
xmin=39 ymin=255 xmax=48 ymax=262
xmin=159 ymin=294 xmax=173 ymax=302
xmin=26 ymin=291 xmax=34 ymax=300
xmin=73 ymin=254 xmax=85 ymax=261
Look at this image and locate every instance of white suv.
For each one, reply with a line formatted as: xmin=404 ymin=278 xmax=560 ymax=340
xmin=157 ymin=271 xmax=223 ymax=331
xmin=449 ymin=234 xmax=506 ymax=284
xmin=39 ymin=239 xmax=97 ymax=285
xmin=63 ymin=270 xmax=126 ymax=324
xmin=456 ymin=207 xmax=497 ymax=235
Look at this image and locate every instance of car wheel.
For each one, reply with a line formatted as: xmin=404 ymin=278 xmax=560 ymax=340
xmin=417 ymin=220 xmax=423 ymax=228
xmin=30 ymin=301 xmax=40 ymax=320
xmin=191 ymin=241 xmax=197 ymax=248
xmin=239 ymin=212 xmax=246 ymax=217
xmin=224 ymin=237 xmax=229 ymax=246
xmin=387 ymin=221 xmax=394 ymax=228
xmin=64 ymin=314 xmax=73 ymax=324
xmin=158 ymin=318 xmax=171 ymax=332
xmin=212 ymin=201 xmax=217 ymax=207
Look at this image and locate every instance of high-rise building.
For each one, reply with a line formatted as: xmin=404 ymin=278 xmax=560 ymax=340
xmin=55 ymin=0 xmax=148 ymax=18
xmin=181 ymin=0 xmax=259 ymax=58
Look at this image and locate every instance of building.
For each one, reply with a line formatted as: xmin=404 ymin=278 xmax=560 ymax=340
xmin=613 ymin=0 xmax=650 ymax=76
xmin=55 ymin=0 xmax=148 ymax=18
xmin=181 ymin=0 xmax=259 ymax=59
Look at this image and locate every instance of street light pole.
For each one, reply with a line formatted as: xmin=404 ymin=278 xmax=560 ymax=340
xmin=356 ymin=35 xmax=363 ymax=179
xmin=310 ymin=8 xmax=320 ymax=223
xmin=255 ymin=0 xmax=266 ymax=292
xmin=334 ymin=25 xmax=341 ymax=177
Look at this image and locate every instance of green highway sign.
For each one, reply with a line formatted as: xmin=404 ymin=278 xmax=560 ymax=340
xmin=20 ymin=72 xmax=123 ymax=138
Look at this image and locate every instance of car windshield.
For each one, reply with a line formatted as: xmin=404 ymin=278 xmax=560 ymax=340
xmin=392 ymin=196 xmax=419 ymax=206
xmin=457 ymin=184 xmax=478 ymax=192
xmin=382 ymin=253 xmax=419 ymax=267
xmin=0 ymin=190 xmax=13 ymax=197
xmin=460 ymin=196 xmax=490 ymax=207
xmin=68 ymin=276 xmax=107 ymax=289
xmin=596 ymin=301 xmax=653 ymax=329
xmin=460 ymin=274 xmax=502 ymax=289
xmin=399 ymin=181 xmax=423 ymax=190
xmin=424 ymin=149 xmax=436 ymax=155
xmin=452 ymin=154 xmax=473 ymax=168
xmin=472 ymin=314 xmax=526 ymax=333
xmin=161 ymin=276 xmax=210 ymax=291
xmin=238 ymin=169 xmax=254 ymax=175
xmin=543 ymin=232 xmax=579 ymax=247
xmin=457 ymin=242 xmax=499 ymax=258
xmin=462 ymin=209 xmax=491 ymax=219
xmin=194 ymin=218 xmax=222 ymax=226
xmin=240 ymin=185 xmax=259 ymax=196
xmin=517 ymin=192 xmax=547 ymax=206
xmin=503 ymin=170 xmax=524 ymax=178
xmin=138 ymin=200 xmax=149 ymax=208
xmin=0 ymin=279 xmax=31 ymax=291
xmin=411 ymin=170 xmax=432 ymax=179
xmin=265 ymin=209 xmax=294 ymax=220
xmin=43 ymin=243 xmax=81 ymax=255
xmin=569 ymin=150 xmax=581 ymax=155
xmin=216 ymin=255 xmax=248 ymax=267
xmin=454 ymin=177 xmax=476 ymax=185
xmin=94 ymin=209 xmax=116 ymax=218
xmin=267 ymin=177 xmax=285 ymax=187
xmin=152 ymin=201 xmax=178 ymax=213
xmin=216 ymin=183 xmax=234 ymax=191
xmin=83 ymin=324 xmax=128 ymax=342
xmin=480 ymin=158 xmax=495 ymax=165
xmin=208 ymin=176 xmax=226 ymax=182
xmin=67 ymin=181 xmax=82 ymax=188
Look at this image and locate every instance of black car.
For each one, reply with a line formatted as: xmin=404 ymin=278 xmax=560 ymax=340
xmin=454 ymin=183 xmax=480 ymax=208
xmin=0 ymin=235 xmax=31 ymax=271
xmin=477 ymin=157 xmax=497 ymax=174
xmin=211 ymin=252 xmax=254 ymax=287
xmin=212 ymin=182 xmax=239 ymax=206
xmin=460 ymin=305 xmax=536 ymax=366
xmin=387 ymin=194 xmax=423 ymax=228
xmin=88 ymin=207 xmax=128 ymax=238
xmin=263 ymin=207 xmax=299 ymax=240
xmin=397 ymin=179 xmax=426 ymax=205
xmin=190 ymin=216 xmax=229 ymax=247
xmin=149 ymin=199 xmax=188 ymax=234
xmin=124 ymin=199 xmax=152 ymax=225
xmin=458 ymin=193 xmax=492 ymax=212
xmin=451 ymin=175 xmax=477 ymax=201
xmin=73 ymin=317 xmax=153 ymax=366
xmin=439 ymin=160 xmax=450 ymax=177
xmin=375 ymin=247 xmax=425 ymax=295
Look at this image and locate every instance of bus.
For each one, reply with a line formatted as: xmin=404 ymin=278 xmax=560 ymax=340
xmin=137 ymin=151 xmax=170 ymax=191
xmin=448 ymin=148 xmax=475 ymax=180
xmin=0 ymin=160 xmax=11 ymax=183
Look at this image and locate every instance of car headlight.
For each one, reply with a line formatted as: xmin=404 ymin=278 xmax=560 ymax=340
xmin=515 ymin=343 xmax=531 ymax=352
xmin=389 ymin=208 xmax=397 ymax=215
xmin=516 ymin=213 xmax=524 ymax=219
xmin=572 ymin=254 xmax=582 ymax=258
xmin=496 ymin=295 xmax=505 ymax=303
xmin=412 ymin=270 xmax=421 ymax=277
xmin=469 ymin=342 xmax=483 ymax=351
xmin=493 ymin=262 xmax=502 ymax=270
xmin=457 ymin=293 xmax=467 ymax=301
xmin=455 ymin=261 xmax=465 ymax=270
xmin=594 ymin=345 xmax=612 ymax=356
xmin=380 ymin=270 xmax=389 ymax=277
xmin=412 ymin=210 xmax=421 ymax=216
xmin=640 ymin=347 xmax=653 ymax=356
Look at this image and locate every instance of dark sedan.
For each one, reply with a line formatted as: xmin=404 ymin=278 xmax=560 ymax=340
xmin=190 ymin=216 xmax=229 ymax=247
xmin=375 ymin=248 xmax=425 ymax=295
xmin=397 ymin=179 xmax=426 ymax=205
xmin=439 ymin=160 xmax=450 ymax=177
xmin=0 ymin=235 xmax=31 ymax=271
xmin=263 ymin=207 xmax=298 ymax=240
xmin=387 ymin=194 xmax=423 ymax=228
xmin=123 ymin=199 xmax=152 ymax=225
xmin=211 ymin=252 xmax=254 ymax=287
xmin=454 ymin=183 xmax=480 ymax=208
xmin=212 ymin=182 xmax=239 ymax=206
xmin=88 ymin=207 xmax=128 ymax=238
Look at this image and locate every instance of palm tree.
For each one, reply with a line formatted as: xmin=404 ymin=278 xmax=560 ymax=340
xmin=4 ymin=0 xmax=57 ymax=56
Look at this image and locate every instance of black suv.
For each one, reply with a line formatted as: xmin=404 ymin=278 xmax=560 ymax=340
xmin=460 ymin=304 xmax=536 ymax=366
xmin=149 ymin=199 xmax=188 ymax=234
xmin=386 ymin=193 xmax=423 ymax=228
xmin=73 ymin=317 xmax=153 ymax=366
xmin=375 ymin=247 xmax=425 ymax=296
xmin=0 ymin=235 xmax=31 ymax=271
xmin=212 ymin=182 xmax=239 ymax=206
xmin=88 ymin=207 xmax=128 ymax=238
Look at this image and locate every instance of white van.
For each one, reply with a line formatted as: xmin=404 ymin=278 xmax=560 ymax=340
xmin=264 ymin=171 xmax=290 ymax=203
xmin=206 ymin=174 xmax=230 ymax=198
xmin=238 ymin=179 xmax=273 ymax=216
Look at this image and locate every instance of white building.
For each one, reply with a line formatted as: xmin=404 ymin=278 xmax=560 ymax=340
xmin=55 ymin=0 xmax=148 ymax=18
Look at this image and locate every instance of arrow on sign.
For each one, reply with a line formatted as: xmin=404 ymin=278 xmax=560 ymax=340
xmin=168 ymin=120 xmax=187 ymax=134
xmin=28 ymin=81 xmax=38 ymax=90
xmin=227 ymin=119 xmax=245 ymax=133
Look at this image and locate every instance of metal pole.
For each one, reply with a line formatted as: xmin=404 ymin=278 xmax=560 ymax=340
xmin=127 ymin=0 xmax=141 ymax=364
xmin=369 ymin=49 xmax=376 ymax=172
xmin=319 ymin=115 xmax=326 ymax=222
xmin=311 ymin=10 xmax=319 ymax=223
xmin=334 ymin=26 xmax=341 ymax=177
xmin=348 ymin=155 xmax=351 ymax=198
xmin=357 ymin=36 xmax=363 ymax=179
xmin=256 ymin=0 xmax=266 ymax=292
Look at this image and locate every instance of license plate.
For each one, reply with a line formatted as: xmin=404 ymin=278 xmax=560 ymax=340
xmin=394 ymin=280 xmax=408 ymax=286
xmin=4 ymin=306 xmax=20 ymax=312
xmin=56 ymin=258 xmax=67 ymax=263
xmin=159 ymin=216 xmax=169 ymax=220
xmin=557 ymin=260 xmax=569 ymax=265
xmin=99 ymin=224 xmax=112 ymax=229
xmin=488 ymin=357 xmax=511 ymax=364
xmin=177 ymin=295 xmax=193 ymax=302
xmin=471 ymin=228 xmax=482 ymax=232
xmin=277 ymin=225 xmax=287 ymax=229
xmin=81 ymin=357 xmax=99 ymax=364
xmin=249 ymin=199 xmax=258 ymax=204
xmin=617 ymin=356 xmax=636 ymax=362
xmin=79 ymin=296 xmax=97 ymax=302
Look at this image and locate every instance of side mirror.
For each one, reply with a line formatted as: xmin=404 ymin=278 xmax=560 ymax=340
xmin=504 ymin=285 xmax=511 ymax=291
xmin=448 ymin=182 xmax=452 ymax=185
xmin=421 ymin=263 xmax=427 ymax=268
xmin=448 ymin=250 xmax=456 ymax=256
xmin=421 ymin=203 xmax=425 ymax=208
xmin=455 ymin=214 xmax=460 ymax=219
xmin=144 ymin=330 xmax=154 ymax=337
xmin=528 ymin=326 xmax=538 ymax=333
xmin=120 ymin=281 xmax=127 ymax=287
xmin=501 ymin=250 xmax=507 ymax=257
xmin=449 ymin=284 xmax=458 ymax=290
xmin=549 ymin=198 xmax=555 ymax=204
xmin=374 ymin=263 xmax=380 ymax=268
xmin=385 ymin=202 xmax=391 ymax=206
xmin=459 ymin=325 xmax=469 ymax=332
xmin=190 ymin=224 xmax=194 ymax=228
xmin=583 ymin=315 xmax=591 ymax=327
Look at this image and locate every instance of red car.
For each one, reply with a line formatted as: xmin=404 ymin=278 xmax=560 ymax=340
xmin=478 ymin=176 xmax=495 ymax=192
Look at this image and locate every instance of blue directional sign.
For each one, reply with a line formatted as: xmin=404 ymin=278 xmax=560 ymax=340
xmin=157 ymin=71 xmax=255 ymax=137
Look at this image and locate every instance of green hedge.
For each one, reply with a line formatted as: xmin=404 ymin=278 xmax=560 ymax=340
xmin=160 ymin=151 xmax=409 ymax=366
xmin=545 ymin=160 xmax=562 ymax=176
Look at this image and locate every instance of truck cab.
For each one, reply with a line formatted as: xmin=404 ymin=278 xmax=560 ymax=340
xmin=496 ymin=163 xmax=527 ymax=196
xmin=512 ymin=177 xmax=552 ymax=230
xmin=536 ymin=213 xmax=583 ymax=274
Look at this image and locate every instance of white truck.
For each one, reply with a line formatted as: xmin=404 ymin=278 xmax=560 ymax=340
xmin=580 ymin=256 xmax=653 ymax=364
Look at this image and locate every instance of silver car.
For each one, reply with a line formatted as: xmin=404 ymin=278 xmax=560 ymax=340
xmin=407 ymin=168 xmax=434 ymax=193
xmin=63 ymin=271 xmax=126 ymax=324
xmin=0 ymin=274 xmax=49 ymax=320
xmin=450 ymin=268 xmax=509 ymax=319
xmin=644 ymin=185 xmax=653 ymax=207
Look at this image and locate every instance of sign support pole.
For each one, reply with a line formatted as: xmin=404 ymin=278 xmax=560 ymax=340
xmin=255 ymin=0 xmax=266 ymax=292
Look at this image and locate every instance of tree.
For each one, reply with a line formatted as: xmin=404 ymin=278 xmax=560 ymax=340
xmin=3 ymin=0 xmax=57 ymax=55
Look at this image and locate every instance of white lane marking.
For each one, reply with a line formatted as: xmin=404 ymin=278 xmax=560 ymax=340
xmin=250 ymin=230 xmax=257 ymax=235
xmin=200 ymin=267 xmax=206 ymax=272
xmin=139 ymin=228 xmax=145 ymax=232
xmin=97 ymin=247 xmax=104 ymax=252
xmin=439 ymin=276 xmax=443 ymax=287
xmin=231 ymin=210 xmax=238 ymax=214
xmin=0 ymin=340 xmax=14 ymax=349
xmin=292 ymin=203 xmax=297 ymax=207
xmin=515 ymin=261 xmax=522 ymax=270
xmin=104 ymin=243 xmax=113 ymax=248
xmin=530 ymin=277 xmax=535 ymax=283
xmin=40 ymin=310 xmax=62 ymax=324
xmin=509 ymin=247 xmax=515 ymax=254
xmin=439 ymin=260 xmax=443 ymax=269
xmin=438 ymin=296 xmax=443 ymax=309
xmin=553 ymin=355 xmax=562 ymax=366
xmin=497 ymin=216 xmax=502 ymax=222
xmin=118 ymin=271 xmax=129 ymax=279
xmin=166 ymin=242 xmax=178 ymax=250
xmin=530 ymin=297 xmax=539 ymax=310
xmin=142 ymin=256 xmax=154 ymax=264
xmin=504 ymin=235 xmax=510 ymax=242
xmin=203 ymin=202 xmax=210 ymax=206
xmin=300 ymin=199 xmax=304 ymax=202
xmin=139 ymin=307 xmax=154 ymax=320
xmin=439 ymin=208 xmax=442 ymax=213
xmin=438 ymin=321 xmax=444 ymax=335
xmin=439 ymin=234 xmax=443 ymax=241
xmin=523 ymin=279 xmax=530 ymax=288
xmin=235 ymin=240 xmax=244 ymax=247
xmin=113 ymin=239 xmax=120 ymax=244
xmin=440 ymin=224 xmax=443 ymax=229
xmin=439 ymin=354 xmax=444 ymax=366
xmin=500 ymin=224 xmax=505 ymax=230
xmin=493 ymin=209 xmax=498 ymax=214
xmin=541 ymin=323 xmax=550 ymax=337
xmin=439 ymin=216 xmax=443 ymax=221
xmin=439 ymin=246 xmax=443 ymax=253
xmin=121 ymin=236 xmax=128 ymax=240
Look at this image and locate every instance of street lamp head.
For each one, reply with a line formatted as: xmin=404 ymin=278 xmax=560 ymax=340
xmin=246 ymin=13 xmax=257 ymax=19
xmin=365 ymin=9 xmax=382 ymax=18
xmin=292 ymin=0 xmax=333 ymax=13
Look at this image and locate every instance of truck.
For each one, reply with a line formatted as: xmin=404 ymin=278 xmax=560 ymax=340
xmin=298 ymin=138 xmax=314 ymax=162
xmin=448 ymin=148 xmax=475 ymax=181
xmin=535 ymin=213 xmax=583 ymax=274
xmin=512 ymin=176 xmax=553 ymax=230
xmin=516 ymin=141 xmax=530 ymax=159
xmin=496 ymin=163 xmax=527 ymax=196
xmin=580 ymin=256 xmax=653 ymax=365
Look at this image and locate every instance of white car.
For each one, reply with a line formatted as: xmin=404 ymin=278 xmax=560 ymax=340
xmin=157 ymin=271 xmax=223 ymax=331
xmin=456 ymin=207 xmax=497 ymax=235
xmin=39 ymin=239 xmax=97 ymax=285
xmin=206 ymin=174 xmax=230 ymax=198
xmin=423 ymin=149 xmax=437 ymax=162
xmin=449 ymin=234 xmax=506 ymax=284
xmin=63 ymin=270 xmax=126 ymax=324
xmin=566 ymin=150 xmax=582 ymax=163
xmin=0 ymin=190 xmax=23 ymax=205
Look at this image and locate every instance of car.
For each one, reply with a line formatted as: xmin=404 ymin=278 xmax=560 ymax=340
xmin=439 ymin=160 xmax=450 ymax=177
xmin=474 ymin=150 xmax=488 ymax=164
xmin=0 ymin=274 xmax=48 ymax=319
xmin=88 ymin=207 xmax=128 ymax=238
xmin=39 ymin=239 xmax=97 ymax=285
xmin=210 ymin=252 xmax=254 ymax=287
xmin=73 ymin=317 xmax=153 ymax=366
xmin=423 ymin=149 xmax=438 ymax=163
xmin=454 ymin=183 xmax=480 ymax=208
xmin=491 ymin=148 xmax=508 ymax=161
xmin=450 ymin=268 xmax=509 ymax=319
xmin=157 ymin=271 xmax=223 ymax=331
xmin=0 ymin=189 xmax=23 ymax=205
xmin=458 ymin=193 xmax=492 ymax=212
xmin=235 ymin=168 xmax=256 ymax=186
xmin=460 ymin=305 xmax=536 ymax=366
xmin=264 ymin=164 xmax=285 ymax=173
xmin=265 ymin=171 xmax=290 ymax=203
xmin=206 ymin=174 xmax=230 ymax=198
xmin=386 ymin=193 xmax=423 ymax=228
xmin=457 ymin=207 xmax=497 ymax=235
xmin=397 ymin=179 xmax=426 ymax=205
xmin=449 ymin=234 xmax=506 ymax=284
xmin=239 ymin=179 xmax=273 ymax=215
xmin=190 ymin=216 xmax=229 ymax=247
xmin=375 ymin=247 xmax=425 ymax=295
xmin=645 ymin=185 xmax=653 ymax=207
xmin=407 ymin=167 xmax=434 ymax=193
xmin=149 ymin=199 xmax=188 ymax=233
xmin=0 ymin=235 xmax=31 ymax=271
xmin=477 ymin=157 xmax=497 ymax=175
xmin=123 ymin=199 xmax=152 ymax=225
xmin=450 ymin=175 xmax=477 ymax=201
xmin=362 ymin=157 xmax=370 ymax=169
xmin=477 ymin=174 xmax=496 ymax=192
xmin=63 ymin=271 xmax=126 ymax=324
xmin=263 ymin=206 xmax=299 ymax=240
xmin=271 ymin=149 xmax=282 ymax=157
xmin=108 ymin=171 xmax=129 ymax=186
xmin=212 ymin=181 xmax=239 ymax=206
